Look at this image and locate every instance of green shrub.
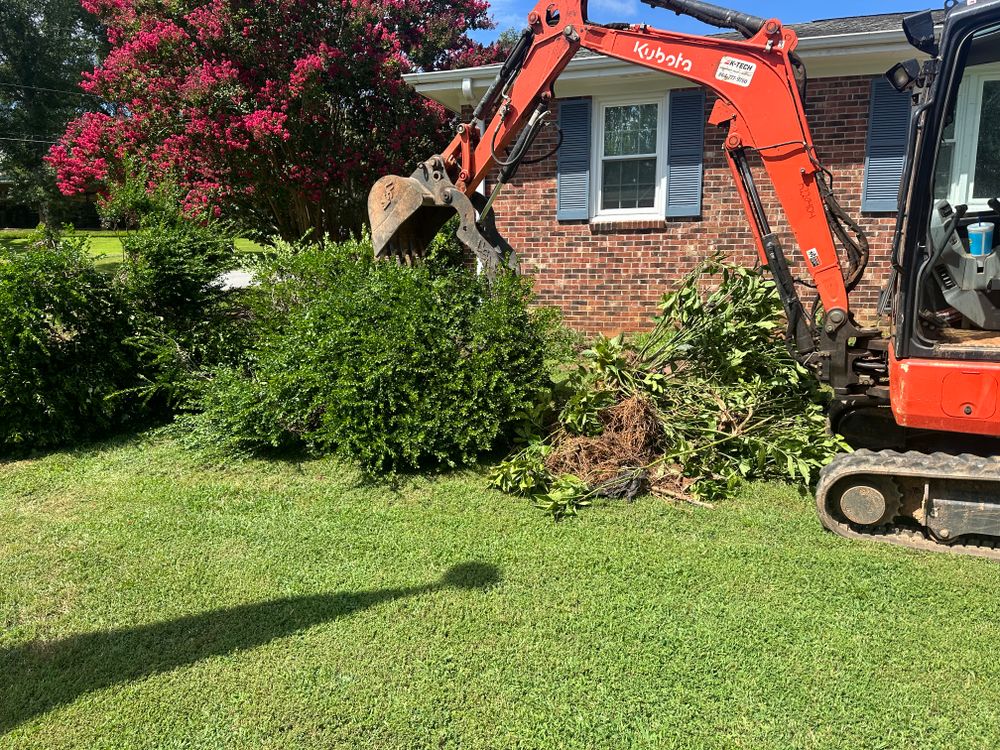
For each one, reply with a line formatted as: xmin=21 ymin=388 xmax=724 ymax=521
xmin=183 ymin=236 xmax=550 ymax=473
xmin=0 ymin=210 xmax=256 ymax=452
xmin=119 ymin=213 xmax=233 ymax=324
xmin=0 ymin=234 xmax=137 ymax=450
xmin=97 ymin=164 xmax=179 ymax=231
xmin=116 ymin=210 xmax=245 ymax=409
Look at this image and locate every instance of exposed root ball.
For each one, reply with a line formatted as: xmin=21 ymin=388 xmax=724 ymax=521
xmin=493 ymin=254 xmax=848 ymax=517
xmin=545 ymin=394 xmax=661 ymax=487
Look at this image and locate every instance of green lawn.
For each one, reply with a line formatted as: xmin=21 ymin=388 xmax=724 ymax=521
xmin=3 ymin=436 xmax=1000 ymax=749
xmin=0 ymin=230 xmax=263 ymax=270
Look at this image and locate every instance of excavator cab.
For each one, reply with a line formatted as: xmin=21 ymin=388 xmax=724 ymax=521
xmin=816 ymin=1 xmax=1000 ymax=555
xmin=893 ymin=5 xmax=1000 ymax=352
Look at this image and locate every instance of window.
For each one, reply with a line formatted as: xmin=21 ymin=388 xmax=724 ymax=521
xmin=934 ymin=62 xmax=1000 ymax=208
xmin=556 ymin=89 xmax=704 ymax=222
xmin=592 ymin=95 xmax=668 ymax=221
xmin=601 ymin=104 xmax=657 ymax=211
xmin=973 ymin=79 xmax=1000 ymax=199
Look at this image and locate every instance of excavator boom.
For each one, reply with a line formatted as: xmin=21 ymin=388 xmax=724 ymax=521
xmin=369 ymin=0 xmax=876 ymax=379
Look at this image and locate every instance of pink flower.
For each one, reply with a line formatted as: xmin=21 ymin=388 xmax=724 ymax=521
xmin=57 ymin=0 xmax=494 ymax=235
xmin=243 ymin=109 xmax=289 ymax=141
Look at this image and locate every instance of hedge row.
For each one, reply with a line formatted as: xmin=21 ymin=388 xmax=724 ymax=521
xmin=0 ymin=224 xmax=553 ymax=473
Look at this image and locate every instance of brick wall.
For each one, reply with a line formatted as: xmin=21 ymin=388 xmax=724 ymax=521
xmin=485 ymin=75 xmax=896 ymax=334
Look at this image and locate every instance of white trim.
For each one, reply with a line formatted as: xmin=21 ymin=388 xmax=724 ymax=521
xmin=590 ymin=92 xmax=669 ymax=221
xmin=941 ymin=62 xmax=1000 ymax=210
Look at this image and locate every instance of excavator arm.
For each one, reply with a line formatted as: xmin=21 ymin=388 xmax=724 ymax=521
xmin=368 ymin=0 xmax=877 ymax=390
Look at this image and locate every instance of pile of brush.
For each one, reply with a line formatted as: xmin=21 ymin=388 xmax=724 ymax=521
xmin=490 ymin=254 xmax=849 ymax=519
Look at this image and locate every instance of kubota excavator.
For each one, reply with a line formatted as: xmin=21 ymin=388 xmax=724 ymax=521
xmin=368 ymin=0 xmax=1000 ymax=558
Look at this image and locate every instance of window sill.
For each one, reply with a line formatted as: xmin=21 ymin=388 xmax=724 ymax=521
xmin=589 ymin=217 xmax=668 ymax=233
xmin=590 ymin=213 xmax=664 ymax=224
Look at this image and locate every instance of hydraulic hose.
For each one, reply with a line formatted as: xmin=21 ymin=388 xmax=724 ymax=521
xmin=472 ymin=28 xmax=534 ymax=123
xmin=639 ymin=0 xmax=765 ymax=38
xmin=817 ymin=174 xmax=870 ymax=293
xmin=482 ymin=102 xmax=552 ymax=219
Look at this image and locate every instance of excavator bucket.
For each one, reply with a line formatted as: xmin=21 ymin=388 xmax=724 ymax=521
xmin=368 ymin=173 xmax=455 ymax=263
xmin=367 ymin=157 xmax=516 ymax=277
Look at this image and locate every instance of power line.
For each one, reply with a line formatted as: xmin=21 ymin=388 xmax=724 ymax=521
xmin=0 ymin=135 xmax=58 ymax=144
xmin=0 ymin=81 xmax=103 ymax=99
xmin=0 ymin=131 xmax=61 ymax=139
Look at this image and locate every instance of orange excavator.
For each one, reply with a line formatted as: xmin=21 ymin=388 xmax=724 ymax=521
xmin=369 ymin=0 xmax=1000 ymax=557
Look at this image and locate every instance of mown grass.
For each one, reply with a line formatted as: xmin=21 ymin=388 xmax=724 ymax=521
xmin=2 ymin=435 xmax=1000 ymax=749
xmin=0 ymin=230 xmax=263 ymax=271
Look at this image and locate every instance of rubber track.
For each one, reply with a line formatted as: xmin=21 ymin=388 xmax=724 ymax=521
xmin=816 ymin=449 xmax=1000 ymax=560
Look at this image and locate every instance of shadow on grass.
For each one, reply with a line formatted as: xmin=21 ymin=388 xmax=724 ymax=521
xmin=0 ymin=561 xmax=500 ymax=734
xmin=0 ymin=429 xmax=162 ymax=468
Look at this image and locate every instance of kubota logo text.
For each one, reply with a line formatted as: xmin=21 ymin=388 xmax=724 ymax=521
xmin=633 ymin=41 xmax=692 ymax=72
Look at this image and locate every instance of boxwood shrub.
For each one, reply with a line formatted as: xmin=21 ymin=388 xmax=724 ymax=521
xmin=0 ymin=215 xmax=242 ymax=453
xmin=116 ymin=213 xmax=245 ymax=410
xmin=184 ymin=237 xmax=550 ymax=473
xmin=0 ymin=235 xmax=137 ymax=450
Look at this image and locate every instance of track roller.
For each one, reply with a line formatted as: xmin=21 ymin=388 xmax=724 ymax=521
xmin=815 ymin=450 xmax=1000 ymax=560
xmin=828 ymin=475 xmax=901 ymax=527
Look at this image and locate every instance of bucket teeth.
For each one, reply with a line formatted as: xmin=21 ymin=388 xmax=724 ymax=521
xmin=368 ymin=173 xmax=453 ymax=261
xmin=369 ymin=174 xmax=420 ymax=258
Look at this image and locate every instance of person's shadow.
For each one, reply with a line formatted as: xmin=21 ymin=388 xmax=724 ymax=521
xmin=0 ymin=561 xmax=500 ymax=734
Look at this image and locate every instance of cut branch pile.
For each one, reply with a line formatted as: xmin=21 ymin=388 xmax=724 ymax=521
xmin=490 ymin=254 xmax=849 ymax=519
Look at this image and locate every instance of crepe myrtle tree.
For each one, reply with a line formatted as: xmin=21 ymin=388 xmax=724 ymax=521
xmin=47 ymin=0 xmax=509 ymax=240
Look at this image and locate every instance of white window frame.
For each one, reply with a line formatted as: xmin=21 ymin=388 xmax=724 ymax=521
xmin=590 ymin=92 xmax=669 ymax=222
xmin=941 ymin=62 xmax=1000 ymax=210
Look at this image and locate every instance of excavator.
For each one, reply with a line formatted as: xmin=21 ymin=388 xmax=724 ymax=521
xmin=368 ymin=0 xmax=1000 ymax=558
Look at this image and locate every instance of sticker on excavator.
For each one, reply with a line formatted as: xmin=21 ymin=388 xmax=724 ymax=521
xmin=715 ymin=56 xmax=756 ymax=87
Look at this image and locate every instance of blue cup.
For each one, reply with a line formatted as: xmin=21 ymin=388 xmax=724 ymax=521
xmin=968 ymin=222 xmax=994 ymax=256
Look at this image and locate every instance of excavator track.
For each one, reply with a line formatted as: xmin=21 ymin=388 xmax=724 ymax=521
xmin=816 ymin=449 xmax=1000 ymax=560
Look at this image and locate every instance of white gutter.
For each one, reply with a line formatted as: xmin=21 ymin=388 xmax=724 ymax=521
xmin=405 ymin=26 xmax=931 ymax=111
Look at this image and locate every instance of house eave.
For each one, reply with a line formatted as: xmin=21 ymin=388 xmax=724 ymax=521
xmin=405 ymin=27 xmax=927 ymax=112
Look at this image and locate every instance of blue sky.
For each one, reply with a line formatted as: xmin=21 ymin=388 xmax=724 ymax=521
xmin=469 ymin=0 xmax=934 ymax=42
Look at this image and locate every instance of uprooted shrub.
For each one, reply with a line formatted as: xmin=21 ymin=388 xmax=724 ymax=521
xmin=0 ymin=232 xmax=138 ymax=450
xmin=490 ymin=254 xmax=849 ymax=518
xmin=180 ymin=235 xmax=551 ymax=473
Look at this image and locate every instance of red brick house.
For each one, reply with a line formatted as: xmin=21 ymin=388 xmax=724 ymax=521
xmin=404 ymin=12 xmax=939 ymax=333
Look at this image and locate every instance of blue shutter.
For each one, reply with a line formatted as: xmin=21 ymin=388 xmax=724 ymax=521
xmin=556 ymin=98 xmax=591 ymax=221
xmin=862 ymin=78 xmax=911 ymax=212
xmin=666 ymin=88 xmax=705 ymax=218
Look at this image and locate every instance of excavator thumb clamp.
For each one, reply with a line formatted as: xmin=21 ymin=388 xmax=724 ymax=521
xmin=368 ymin=156 xmax=516 ymax=276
